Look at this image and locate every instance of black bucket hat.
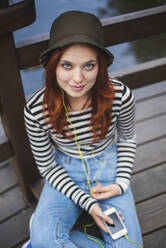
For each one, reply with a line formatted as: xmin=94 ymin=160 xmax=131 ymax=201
xmin=39 ymin=11 xmax=114 ymax=67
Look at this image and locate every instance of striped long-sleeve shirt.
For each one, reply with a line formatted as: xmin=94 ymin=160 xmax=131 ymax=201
xmin=24 ymin=79 xmax=136 ymax=213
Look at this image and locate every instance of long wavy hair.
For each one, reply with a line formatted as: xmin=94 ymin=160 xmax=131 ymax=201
xmin=42 ymin=44 xmax=115 ymax=142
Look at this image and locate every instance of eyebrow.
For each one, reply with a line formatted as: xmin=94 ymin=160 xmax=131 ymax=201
xmin=60 ymin=59 xmax=97 ymax=65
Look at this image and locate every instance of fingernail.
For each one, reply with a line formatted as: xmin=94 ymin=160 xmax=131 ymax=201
xmin=109 ymin=220 xmax=114 ymax=225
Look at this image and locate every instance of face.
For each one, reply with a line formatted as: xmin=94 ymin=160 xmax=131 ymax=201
xmin=55 ymin=44 xmax=99 ymax=102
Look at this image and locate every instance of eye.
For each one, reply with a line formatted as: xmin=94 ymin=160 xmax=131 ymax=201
xmin=61 ymin=63 xmax=72 ymax=70
xmin=84 ymin=63 xmax=96 ymax=70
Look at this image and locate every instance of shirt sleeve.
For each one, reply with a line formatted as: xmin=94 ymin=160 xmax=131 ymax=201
xmin=115 ymin=84 xmax=136 ymax=193
xmin=24 ymin=105 xmax=97 ymax=213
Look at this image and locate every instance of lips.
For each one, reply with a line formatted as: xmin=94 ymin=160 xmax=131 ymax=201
xmin=70 ymin=85 xmax=85 ymax=91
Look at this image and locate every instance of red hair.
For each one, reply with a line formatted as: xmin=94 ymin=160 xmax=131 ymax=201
xmin=42 ymin=45 xmax=115 ymax=142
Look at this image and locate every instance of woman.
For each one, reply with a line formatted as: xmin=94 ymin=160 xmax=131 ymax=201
xmin=23 ymin=10 xmax=143 ymax=248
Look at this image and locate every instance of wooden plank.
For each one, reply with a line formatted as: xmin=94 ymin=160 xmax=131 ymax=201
xmin=0 ymin=0 xmax=36 ymax=36
xmin=31 ymin=178 xmax=44 ymax=199
xmin=16 ymin=36 xmax=48 ymax=70
xmin=0 ymin=158 xmax=12 ymax=169
xmin=136 ymin=93 xmax=166 ymax=122
xmin=0 ymin=165 xmax=18 ymax=194
xmin=111 ymin=57 xmax=166 ymax=89
xmin=0 ymin=141 xmax=14 ymax=162
xmin=102 ymin=5 xmax=166 ymax=46
xmin=143 ymin=227 xmax=166 ymax=248
xmin=134 ymin=80 xmax=166 ymax=102
xmin=136 ymin=114 xmax=166 ymax=145
xmin=135 ymin=137 xmax=166 ymax=173
xmin=0 ymin=116 xmax=8 ymax=143
xmin=16 ymin=6 xmax=166 ymax=69
xmin=0 ymin=186 xmax=26 ymax=222
xmin=136 ymin=193 xmax=166 ymax=235
xmin=0 ymin=205 xmax=35 ymax=248
xmin=132 ymin=163 xmax=166 ymax=203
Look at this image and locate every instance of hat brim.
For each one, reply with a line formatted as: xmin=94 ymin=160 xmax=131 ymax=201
xmin=39 ymin=34 xmax=114 ymax=67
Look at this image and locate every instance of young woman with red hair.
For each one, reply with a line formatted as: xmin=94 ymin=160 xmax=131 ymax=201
xmin=23 ymin=10 xmax=143 ymax=248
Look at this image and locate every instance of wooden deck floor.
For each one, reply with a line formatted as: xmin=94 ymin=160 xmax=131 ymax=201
xmin=0 ymin=80 xmax=166 ymax=248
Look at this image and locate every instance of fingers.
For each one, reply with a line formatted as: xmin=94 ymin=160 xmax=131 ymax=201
xmin=92 ymin=214 xmax=109 ymax=233
xmin=96 ymin=217 xmax=109 ymax=233
xmin=100 ymin=212 xmax=114 ymax=228
xmin=105 ymin=207 xmax=124 ymax=221
xmin=92 ymin=192 xmax=110 ymax=200
xmin=91 ymin=206 xmax=112 ymax=233
xmin=91 ymin=184 xmax=121 ymax=200
xmin=94 ymin=183 xmax=102 ymax=189
xmin=92 ymin=184 xmax=103 ymax=193
xmin=93 ymin=210 xmax=125 ymax=233
xmin=103 ymin=215 xmax=114 ymax=225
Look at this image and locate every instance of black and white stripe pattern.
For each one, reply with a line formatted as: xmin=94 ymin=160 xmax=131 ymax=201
xmin=24 ymin=79 xmax=136 ymax=212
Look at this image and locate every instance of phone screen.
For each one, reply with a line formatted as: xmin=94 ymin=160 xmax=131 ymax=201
xmin=107 ymin=212 xmax=125 ymax=234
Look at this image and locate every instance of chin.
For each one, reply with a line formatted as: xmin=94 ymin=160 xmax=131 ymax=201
xmin=67 ymin=89 xmax=87 ymax=97
xmin=69 ymin=92 xmax=86 ymax=98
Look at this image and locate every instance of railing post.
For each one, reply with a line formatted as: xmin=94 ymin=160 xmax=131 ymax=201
xmin=0 ymin=0 xmax=40 ymax=202
xmin=0 ymin=0 xmax=8 ymax=9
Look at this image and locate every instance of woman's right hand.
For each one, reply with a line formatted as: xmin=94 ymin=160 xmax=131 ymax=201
xmin=90 ymin=204 xmax=113 ymax=233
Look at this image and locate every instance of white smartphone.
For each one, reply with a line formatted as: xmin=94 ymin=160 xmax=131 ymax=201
xmin=103 ymin=207 xmax=128 ymax=240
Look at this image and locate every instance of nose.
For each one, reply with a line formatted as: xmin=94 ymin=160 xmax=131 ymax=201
xmin=73 ymin=68 xmax=83 ymax=84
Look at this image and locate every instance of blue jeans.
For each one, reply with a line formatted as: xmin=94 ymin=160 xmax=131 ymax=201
xmin=30 ymin=144 xmax=143 ymax=248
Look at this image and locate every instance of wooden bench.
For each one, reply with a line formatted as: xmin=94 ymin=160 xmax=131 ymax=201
xmin=0 ymin=1 xmax=166 ymax=247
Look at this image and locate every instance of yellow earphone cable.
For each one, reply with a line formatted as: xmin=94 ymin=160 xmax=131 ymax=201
xmin=84 ymin=223 xmax=105 ymax=248
xmin=60 ymin=87 xmax=93 ymax=195
xmin=125 ymin=234 xmax=142 ymax=248
xmin=60 ymin=87 xmax=142 ymax=248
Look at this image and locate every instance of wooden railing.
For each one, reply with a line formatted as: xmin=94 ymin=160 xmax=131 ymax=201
xmin=0 ymin=0 xmax=166 ymax=201
xmin=0 ymin=0 xmax=38 ymax=201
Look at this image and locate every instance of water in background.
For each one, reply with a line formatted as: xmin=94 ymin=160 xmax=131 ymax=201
xmin=11 ymin=0 xmax=166 ymax=97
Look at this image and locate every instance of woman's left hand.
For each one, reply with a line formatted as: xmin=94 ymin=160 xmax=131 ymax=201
xmin=91 ymin=183 xmax=121 ymax=200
